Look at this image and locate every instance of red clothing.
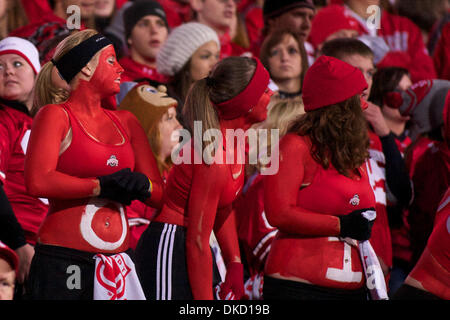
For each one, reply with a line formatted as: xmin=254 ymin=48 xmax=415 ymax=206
xmin=264 ymin=134 xmax=376 ymax=289
xmin=119 ymin=56 xmax=169 ymax=83
xmin=408 ymin=188 xmax=450 ymax=299
xmin=154 ymin=139 xmax=245 ymax=299
xmin=157 ymin=0 xmax=192 ymax=29
xmin=433 ymin=22 xmax=450 ymax=80
xmin=37 ymin=104 xmax=135 ymax=253
xmin=127 ymin=170 xmax=169 ymax=249
xmin=407 ymin=139 xmax=450 ymax=266
xmin=220 ymin=33 xmax=250 ymax=59
xmin=367 ymin=130 xmax=392 ymax=270
xmin=0 ymin=104 xmax=48 ymax=244
xmin=234 ymin=174 xmax=277 ymax=275
xmin=343 ymin=6 xmax=437 ymax=83
xmin=154 ymin=140 xmax=244 ymax=227
xmin=244 ymin=6 xmax=264 ymax=57
xmin=10 ymin=0 xmax=86 ymax=64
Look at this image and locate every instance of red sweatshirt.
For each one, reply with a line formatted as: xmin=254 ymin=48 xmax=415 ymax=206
xmin=0 ymin=103 xmax=48 ymax=245
xmin=342 ymin=6 xmax=437 ymax=83
xmin=119 ymin=56 xmax=169 ymax=83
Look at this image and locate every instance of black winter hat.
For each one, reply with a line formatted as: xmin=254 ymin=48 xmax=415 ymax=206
xmin=123 ymin=0 xmax=168 ymax=40
xmin=263 ymin=0 xmax=315 ymax=21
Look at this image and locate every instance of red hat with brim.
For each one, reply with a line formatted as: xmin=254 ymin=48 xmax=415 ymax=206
xmin=0 ymin=241 xmax=19 ymax=274
xmin=302 ymin=55 xmax=368 ymax=111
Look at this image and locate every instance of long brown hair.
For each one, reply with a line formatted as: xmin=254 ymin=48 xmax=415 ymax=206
xmin=259 ymin=27 xmax=309 ymax=88
xmin=289 ymin=95 xmax=370 ymax=176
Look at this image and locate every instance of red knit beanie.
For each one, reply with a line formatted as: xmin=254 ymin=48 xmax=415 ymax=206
xmin=302 ymin=55 xmax=368 ymax=111
xmin=308 ymin=4 xmax=360 ymax=49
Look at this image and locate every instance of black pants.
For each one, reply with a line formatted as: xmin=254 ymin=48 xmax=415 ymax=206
xmin=26 ymin=244 xmax=96 ymax=300
xmin=391 ymin=284 xmax=441 ymax=300
xmin=25 ymin=244 xmax=134 ymax=300
xmin=135 ymin=222 xmax=220 ymax=300
xmin=263 ymin=276 xmax=368 ymax=300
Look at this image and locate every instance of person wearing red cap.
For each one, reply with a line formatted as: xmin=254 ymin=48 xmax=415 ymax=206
xmin=262 ymin=55 xmax=377 ymax=300
xmin=0 ymin=241 xmax=19 ymax=300
xmin=134 ymin=56 xmax=273 ymax=300
xmin=338 ymin=0 xmax=437 ymax=83
xmin=308 ymin=4 xmax=360 ymax=52
xmin=0 ymin=36 xmax=47 ymax=287
xmin=322 ymin=38 xmax=414 ymax=286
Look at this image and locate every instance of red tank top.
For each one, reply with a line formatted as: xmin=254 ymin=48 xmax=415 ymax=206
xmin=38 ymin=105 xmax=135 ymax=253
xmin=265 ymin=135 xmax=376 ymax=289
xmin=56 ymin=105 xmax=135 ymax=177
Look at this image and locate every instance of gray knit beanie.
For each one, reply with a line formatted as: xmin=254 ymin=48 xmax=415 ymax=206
xmin=156 ymin=22 xmax=220 ymax=77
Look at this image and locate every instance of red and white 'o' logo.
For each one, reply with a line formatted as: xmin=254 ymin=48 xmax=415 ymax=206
xmin=80 ymin=198 xmax=127 ymax=251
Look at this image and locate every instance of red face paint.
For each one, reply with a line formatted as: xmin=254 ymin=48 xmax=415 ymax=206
xmin=89 ymin=46 xmax=123 ymax=98
xmin=245 ymin=88 xmax=273 ymax=124
xmin=360 ymin=95 xmax=369 ymax=110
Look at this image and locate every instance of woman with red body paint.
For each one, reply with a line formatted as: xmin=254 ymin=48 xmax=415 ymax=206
xmin=135 ymin=56 xmax=273 ymax=300
xmin=24 ymin=29 xmax=163 ymax=300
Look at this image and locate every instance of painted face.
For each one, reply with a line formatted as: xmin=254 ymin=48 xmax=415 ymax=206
xmin=0 ymin=53 xmax=35 ymax=106
xmin=189 ymin=41 xmax=220 ymax=81
xmin=245 ymin=88 xmax=273 ymax=125
xmin=89 ymin=45 xmax=123 ymax=97
xmin=267 ymin=34 xmax=303 ymax=82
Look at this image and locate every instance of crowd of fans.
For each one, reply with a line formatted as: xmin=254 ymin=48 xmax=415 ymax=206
xmin=0 ymin=0 xmax=448 ymax=301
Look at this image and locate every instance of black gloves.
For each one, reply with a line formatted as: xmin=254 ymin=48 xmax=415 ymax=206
xmin=338 ymin=208 xmax=376 ymax=241
xmin=98 ymin=168 xmax=151 ymax=205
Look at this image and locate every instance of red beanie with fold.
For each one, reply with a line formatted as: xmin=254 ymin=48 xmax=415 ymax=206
xmin=302 ymin=55 xmax=368 ymax=111
xmin=308 ymin=4 xmax=360 ymax=49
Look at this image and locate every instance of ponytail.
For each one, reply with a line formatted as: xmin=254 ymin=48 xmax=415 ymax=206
xmin=31 ymin=61 xmax=69 ymax=116
xmin=30 ymin=29 xmax=99 ymax=116
xmin=182 ymin=78 xmax=220 ymax=153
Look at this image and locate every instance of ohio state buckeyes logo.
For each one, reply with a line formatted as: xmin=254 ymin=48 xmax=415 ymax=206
xmin=95 ymin=254 xmax=131 ymax=300
xmin=80 ymin=198 xmax=127 ymax=251
xmin=349 ymin=194 xmax=360 ymax=206
xmin=106 ymin=155 xmax=119 ymax=167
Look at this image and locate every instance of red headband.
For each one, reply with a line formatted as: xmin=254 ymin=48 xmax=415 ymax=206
xmin=213 ymin=58 xmax=270 ymax=120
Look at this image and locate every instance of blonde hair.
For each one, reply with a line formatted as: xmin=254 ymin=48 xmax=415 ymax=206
xmin=264 ymin=98 xmax=305 ymax=136
xmin=31 ymin=29 xmax=99 ymax=116
xmin=247 ymin=99 xmax=304 ymax=175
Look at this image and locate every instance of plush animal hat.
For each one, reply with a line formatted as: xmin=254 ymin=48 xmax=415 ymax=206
xmin=118 ymin=83 xmax=178 ymax=135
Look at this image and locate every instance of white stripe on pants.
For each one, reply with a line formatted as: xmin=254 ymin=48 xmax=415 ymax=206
xmin=156 ymin=224 xmax=177 ymax=300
